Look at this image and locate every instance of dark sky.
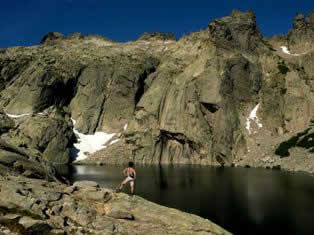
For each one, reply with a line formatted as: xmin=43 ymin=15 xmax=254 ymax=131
xmin=1 ymin=0 xmax=314 ymax=48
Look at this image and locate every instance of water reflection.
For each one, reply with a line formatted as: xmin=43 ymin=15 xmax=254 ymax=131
xmin=58 ymin=165 xmax=314 ymax=235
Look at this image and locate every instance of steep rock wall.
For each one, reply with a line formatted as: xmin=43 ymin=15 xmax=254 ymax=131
xmin=0 ymin=11 xmax=314 ymax=169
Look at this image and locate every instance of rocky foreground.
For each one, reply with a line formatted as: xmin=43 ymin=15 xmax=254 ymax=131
xmin=0 ymin=177 xmax=230 ymax=235
xmin=0 ymin=142 xmax=230 ymax=235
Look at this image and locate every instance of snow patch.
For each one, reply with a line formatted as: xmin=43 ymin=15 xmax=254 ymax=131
xmin=280 ymin=46 xmax=306 ymax=56
xmin=110 ymin=139 xmax=120 ymax=145
xmin=246 ymin=104 xmax=263 ymax=134
xmin=6 ymin=113 xmax=31 ymax=118
xmin=280 ymin=46 xmax=291 ymax=55
xmin=6 ymin=112 xmax=46 ymax=118
xmin=71 ymin=118 xmax=116 ymax=161
xmin=123 ymin=124 xmax=128 ymax=130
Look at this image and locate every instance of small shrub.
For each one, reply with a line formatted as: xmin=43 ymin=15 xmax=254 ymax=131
xmin=277 ymin=61 xmax=290 ymax=75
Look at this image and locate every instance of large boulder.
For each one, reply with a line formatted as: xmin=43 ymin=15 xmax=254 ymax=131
xmin=0 ymin=139 xmax=63 ymax=182
xmin=5 ymin=108 xmax=75 ymax=164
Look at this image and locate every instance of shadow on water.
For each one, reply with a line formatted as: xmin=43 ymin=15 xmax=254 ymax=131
xmin=57 ymin=164 xmax=314 ymax=235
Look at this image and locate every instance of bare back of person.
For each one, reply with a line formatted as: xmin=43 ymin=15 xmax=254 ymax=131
xmin=118 ymin=162 xmax=136 ymax=194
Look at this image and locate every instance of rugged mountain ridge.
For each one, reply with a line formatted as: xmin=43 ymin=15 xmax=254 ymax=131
xmin=288 ymin=12 xmax=314 ymax=53
xmin=0 ymin=10 xmax=314 ymax=172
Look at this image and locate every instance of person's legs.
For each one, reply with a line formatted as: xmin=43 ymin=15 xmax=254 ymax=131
xmin=119 ymin=177 xmax=131 ymax=190
xmin=130 ymin=180 xmax=135 ymax=194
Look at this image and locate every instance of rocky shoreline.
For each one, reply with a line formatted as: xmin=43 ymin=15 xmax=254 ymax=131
xmin=0 ymin=141 xmax=231 ymax=235
xmin=0 ymin=176 xmax=231 ymax=235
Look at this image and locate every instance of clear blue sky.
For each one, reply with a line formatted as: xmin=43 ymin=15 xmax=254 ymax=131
xmin=1 ymin=0 xmax=313 ymax=48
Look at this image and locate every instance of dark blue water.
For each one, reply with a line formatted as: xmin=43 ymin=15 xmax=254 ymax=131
xmin=58 ymin=165 xmax=314 ymax=235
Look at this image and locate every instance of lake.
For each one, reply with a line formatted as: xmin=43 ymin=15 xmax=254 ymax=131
xmin=58 ymin=164 xmax=314 ymax=235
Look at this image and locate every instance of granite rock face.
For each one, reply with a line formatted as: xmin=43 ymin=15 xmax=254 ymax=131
xmin=208 ymin=10 xmax=265 ymax=52
xmin=0 ymin=107 xmax=75 ymax=164
xmin=0 ymin=138 xmax=64 ymax=182
xmin=0 ymin=10 xmax=314 ymax=171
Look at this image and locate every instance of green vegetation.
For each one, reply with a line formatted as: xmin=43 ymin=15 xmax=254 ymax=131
xmin=277 ymin=61 xmax=290 ymax=75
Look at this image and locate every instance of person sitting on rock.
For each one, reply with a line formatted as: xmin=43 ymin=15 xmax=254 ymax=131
xmin=117 ymin=161 xmax=136 ymax=194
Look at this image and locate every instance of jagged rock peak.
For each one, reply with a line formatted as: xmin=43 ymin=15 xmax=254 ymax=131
xmin=308 ymin=12 xmax=314 ymax=25
xmin=293 ymin=13 xmax=306 ymax=29
xmin=292 ymin=12 xmax=314 ymax=29
xmin=67 ymin=32 xmax=85 ymax=40
xmin=138 ymin=32 xmax=176 ymax=41
xmin=40 ymin=32 xmax=87 ymax=44
xmin=231 ymin=9 xmax=256 ymax=21
xmin=40 ymin=32 xmax=113 ymax=45
xmin=208 ymin=10 xmax=263 ymax=51
xmin=288 ymin=11 xmax=314 ymax=51
xmin=40 ymin=32 xmax=65 ymax=44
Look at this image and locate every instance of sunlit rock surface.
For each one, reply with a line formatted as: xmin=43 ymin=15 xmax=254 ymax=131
xmin=0 ymin=10 xmax=314 ymax=171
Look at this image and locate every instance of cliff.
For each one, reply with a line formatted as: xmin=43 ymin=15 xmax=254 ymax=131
xmin=0 ymin=11 xmax=314 ymax=172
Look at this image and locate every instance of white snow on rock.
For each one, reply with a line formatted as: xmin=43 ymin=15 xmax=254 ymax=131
xmin=6 ymin=113 xmax=31 ymax=118
xmin=110 ymin=139 xmax=120 ymax=145
xmin=280 ymin=46 xmax=291 ymax=55
xmin=123 ymin=123 xmax=128 ymax=131
xmin=280 ymin=46 xmax=305 ymax=56
xmin=246 ymin=104 xmax=263 ymax=134
xmin=71 ymin=118 xmax=116 ymax=161
xmin=6 ymin=112 xmax=45 ymax=118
